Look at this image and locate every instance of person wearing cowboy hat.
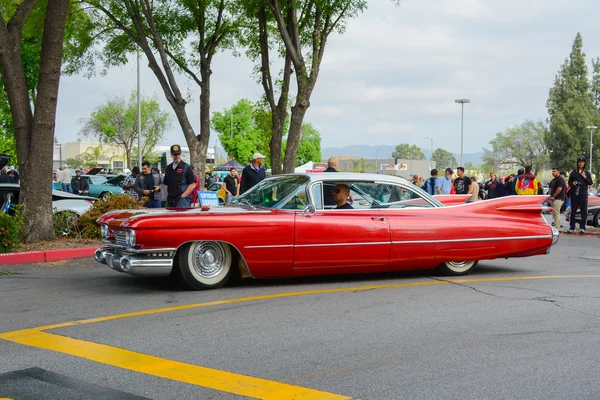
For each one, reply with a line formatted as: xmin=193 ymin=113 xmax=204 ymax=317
xmin=163 ymin=144 xmax=196 ymax=207
xmin=240 ymin=152 xmax=267 ymax=194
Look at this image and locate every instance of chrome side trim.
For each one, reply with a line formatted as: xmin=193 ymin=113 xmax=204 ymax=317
xmin=392 ymin=235 xmax=553 ymax=245
xmin=244 ymin=244 xmax=294 ymax=249
xmin=295 ymin=242 xmax=391 ymax=248
xmin=245 ymin=235 xmax=553 ymax=249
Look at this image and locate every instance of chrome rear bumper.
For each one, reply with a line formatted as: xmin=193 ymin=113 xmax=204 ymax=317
xmin=95 ymin=246 xmax=176 ymax=277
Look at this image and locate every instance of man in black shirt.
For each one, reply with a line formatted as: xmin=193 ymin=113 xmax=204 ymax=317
xmin=453 ymin=167 xmax=471 ymax=195
xmin=223 ymin=167 xmax=239 ymax=202
xmin=240 ymin=152 xmax=267 ymax=194
xmin=71 ymin=169 xmax=89 ymax=195
xmin=134 ymin=161 xmax=162 ymax=208
xmin=163 ymin=144 xmax=196 ymax=207
xmin=333 ymin=184 xmax=353 ymax=209
xmin=548 ymin=167 xmax=566 ymax=228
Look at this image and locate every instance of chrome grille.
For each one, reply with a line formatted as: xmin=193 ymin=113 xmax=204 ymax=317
xmin=113 ymin=230 xmax=128 ymax=246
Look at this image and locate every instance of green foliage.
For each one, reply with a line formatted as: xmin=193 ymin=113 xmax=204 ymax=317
xmin=294 ymin=123 xmax=322 ymax=166
xmin=391 ymin=143 xmax=426 ymax=160
xmin=77 ymin=194 xmax=144 ymax=239
xmin=349 ymin=158 xmax=375 ymax=173
xmin=546 ymin=33 xmax=598 ymax=172
xmin=212 ymin=98 xmax=322 ymax=167
xmin=431 ymin=148 xmax=457 ymax=170
xmin=0 ymin=205 xmax=23 ymax=253
xmin=0 ymin=0 xmax=90 ymax=165
xmin=53 ymin=210 xmax=82 ymax=238
xmin=212 ymin=99 xmax=271 ymax=165
xmin=80 ymin=91 xmax=169 ymax=168
xmin=482 ymin=120 xmax=549 ymax=175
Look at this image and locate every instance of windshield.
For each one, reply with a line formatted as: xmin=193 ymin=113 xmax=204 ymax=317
xmin=233 ymin=176 xmax=309 ymax=209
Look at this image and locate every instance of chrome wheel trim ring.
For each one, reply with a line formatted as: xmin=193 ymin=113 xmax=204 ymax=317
xmin=192 ymin=241 xmax=226 ymax=279
xmin=445 ymin=260 xmax=475 ymax=273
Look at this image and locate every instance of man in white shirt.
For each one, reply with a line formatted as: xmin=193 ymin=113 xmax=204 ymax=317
xmin=59 ymin=164 xmax=72 ymax=193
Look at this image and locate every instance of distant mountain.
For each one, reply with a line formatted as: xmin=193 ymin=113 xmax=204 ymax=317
xmin=321 ymin=145 xmax=483 ymax=166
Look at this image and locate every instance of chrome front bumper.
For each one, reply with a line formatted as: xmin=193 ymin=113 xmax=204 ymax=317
xmin=95 ymin=246 xmax=176 ymax=277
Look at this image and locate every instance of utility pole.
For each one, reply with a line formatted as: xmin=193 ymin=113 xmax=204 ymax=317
xmin=137 ymin=51 xmax=142 ymax=168
xmin=424 ymin=137 xmax=433 ymax=171
xmin=455 ymin=99 xmax=471 ymax=167
xmin=587 ymin=125 xmax=597 ymax=174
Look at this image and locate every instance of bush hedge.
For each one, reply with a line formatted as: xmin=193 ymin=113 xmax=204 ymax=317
xmin=0 ymin=212 xmax=21 ymax=253
xmin=78 ymin=194 xmax=145 ymax=239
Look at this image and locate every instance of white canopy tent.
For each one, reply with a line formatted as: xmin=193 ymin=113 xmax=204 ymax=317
xmin=294 ymin=161 xmax=315 ymax=173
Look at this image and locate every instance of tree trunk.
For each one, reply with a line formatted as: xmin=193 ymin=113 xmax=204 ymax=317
xmin=125 ymin=147 xmax=131 ymax=169
xmin=283 ymin=97 xmax=309 ymax=173
xmin=196 ymin=60 xmax=212 ymax=189
xmin=0 ymin=0 xmax=70 ymax=243
xmin=269 ymin=115 xmax=285 ymax=175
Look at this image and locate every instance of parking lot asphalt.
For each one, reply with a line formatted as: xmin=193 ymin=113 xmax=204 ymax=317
xmin=1 ymin=235 xmax=600 ymax=399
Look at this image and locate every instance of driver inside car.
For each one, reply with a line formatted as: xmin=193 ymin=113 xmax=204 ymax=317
xmin=333 ymin=184 xmax=353 ymax=209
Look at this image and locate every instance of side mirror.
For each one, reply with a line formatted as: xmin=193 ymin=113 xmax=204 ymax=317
xmin=302 ymin=204 xmax=316 ymax=215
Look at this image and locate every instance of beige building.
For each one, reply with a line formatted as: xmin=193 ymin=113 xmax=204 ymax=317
xmin=53 ymin=142 xmax=126 ymax=171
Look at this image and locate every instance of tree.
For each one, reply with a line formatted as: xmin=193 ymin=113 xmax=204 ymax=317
xmin=431 ymin=148 xmax=457 ymax=171
xmin=294 ymin=122 xmax=322 ymax=166
xmin=240 ymin=1 xmax=292 ymax=174
xmin=0 ymin=0 xmax=71 ymax=242
xmin=482 ymin=120 xmax=549 ymax=175
xmin=391 ymin=143 xmax=426 ymax=160
xmin=68 ymin=0 xmax=243 ymax=187
xmin=80 ymin=91 xmax=169 ymax=168
xmin=212 ymin=99 xmax=271 ymax=165
xmin=546 ymin=33 xmax=597 ymax=172
xmin=267 ymin=0 xmax=368 ymax=173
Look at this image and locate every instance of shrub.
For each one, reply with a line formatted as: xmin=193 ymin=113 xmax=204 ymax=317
xmin=53 ymin=210 xmax=83 ymax=238
xmin=78 ymin=194 xmax=144 ymax=239
xmin=0 ymin=213 xmax=21 ymax=253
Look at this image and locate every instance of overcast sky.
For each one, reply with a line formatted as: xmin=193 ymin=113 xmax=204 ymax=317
xmin=55 ymin=0 xmax=600 ymax=156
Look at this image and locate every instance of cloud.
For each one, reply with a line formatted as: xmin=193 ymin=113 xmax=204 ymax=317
xmin=366 ymin=122 xmax=416 ymax=135
xmin=54 ymin=0 xmax=600 ymax=157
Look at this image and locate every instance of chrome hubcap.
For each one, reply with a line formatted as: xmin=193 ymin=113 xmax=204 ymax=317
xmin=448 ymin=261 xmax=470 ymax=267
xmin=193 ymin=242 xmax=225 ymax=278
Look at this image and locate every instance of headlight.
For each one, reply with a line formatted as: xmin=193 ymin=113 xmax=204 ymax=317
xmin=125 ymin=229 xmax=136 ymax=246
xmin=101 ymin=224 xmax=109 ymax=238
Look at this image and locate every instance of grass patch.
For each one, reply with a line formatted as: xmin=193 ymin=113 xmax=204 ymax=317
xmin=0 ymin=270 xmax=19 ymax=276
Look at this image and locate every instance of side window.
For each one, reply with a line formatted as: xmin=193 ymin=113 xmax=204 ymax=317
xmin=311 ymin=183 xmax=323 ymax=210
xmin=383 ymin=184 xmax=433 ymax=208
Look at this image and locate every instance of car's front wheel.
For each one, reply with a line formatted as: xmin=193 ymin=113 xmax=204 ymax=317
xmin=435 ymin=260 xmax=478 ymax=276
xmin=177 ymin=241 xmax=232 ymax=290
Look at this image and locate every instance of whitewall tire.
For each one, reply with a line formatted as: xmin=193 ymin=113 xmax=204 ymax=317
xmin=177 ymin=241 xmax=232 ymax=290
xmin=436 ymin=260 xmax=478 ymax=276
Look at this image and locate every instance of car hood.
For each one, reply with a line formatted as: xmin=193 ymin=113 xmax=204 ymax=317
xmin=97 ymin=204 xmax=269 ymax=226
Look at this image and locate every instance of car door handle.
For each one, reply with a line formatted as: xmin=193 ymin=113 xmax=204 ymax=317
xmin=371 ymin=217 xmax=386 ymax=222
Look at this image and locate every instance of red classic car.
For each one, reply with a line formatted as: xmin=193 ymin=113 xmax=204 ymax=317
xmin=95 ymin=173 xmax=559 ymax=290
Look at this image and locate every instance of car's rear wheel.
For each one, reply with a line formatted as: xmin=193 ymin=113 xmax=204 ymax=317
xmin=177 ymin=241 xmax=232 ymax=290
xmin=435 ymin=260 xmax=478 ymax=276
xmin=593 ymin=211 xmax=600 ymax=227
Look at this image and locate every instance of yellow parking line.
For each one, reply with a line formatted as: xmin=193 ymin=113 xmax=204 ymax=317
xmin=0 ymin=329 xmax=350 ymax=400
xmin=2 ymin=274 xmax=600 ymax=399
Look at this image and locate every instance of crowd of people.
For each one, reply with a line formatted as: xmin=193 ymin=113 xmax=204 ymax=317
xmin=419 ymin=157 xmax=594 ymax=233
xmin=0 ymin=166 xmax=20 ymax=184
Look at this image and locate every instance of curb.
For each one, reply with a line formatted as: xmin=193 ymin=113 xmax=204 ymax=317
xmin=558 ymin=230 xmax=598 ymax=237
xmin=0 ymin=247 xmax=97 ymax=266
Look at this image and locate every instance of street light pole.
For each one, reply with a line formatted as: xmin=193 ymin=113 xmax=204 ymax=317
xmin=375 ymin=148 xmax=386 ymax=174
xmin=455 ymin=99 xmax=471 ymax=167
xmin=137 ymin=51 xmax=142 ymax=168
xmin=587 ymin=125 xmax=597 ymax=173
xmin=424 ymin=137 xmax=433 ymax=170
